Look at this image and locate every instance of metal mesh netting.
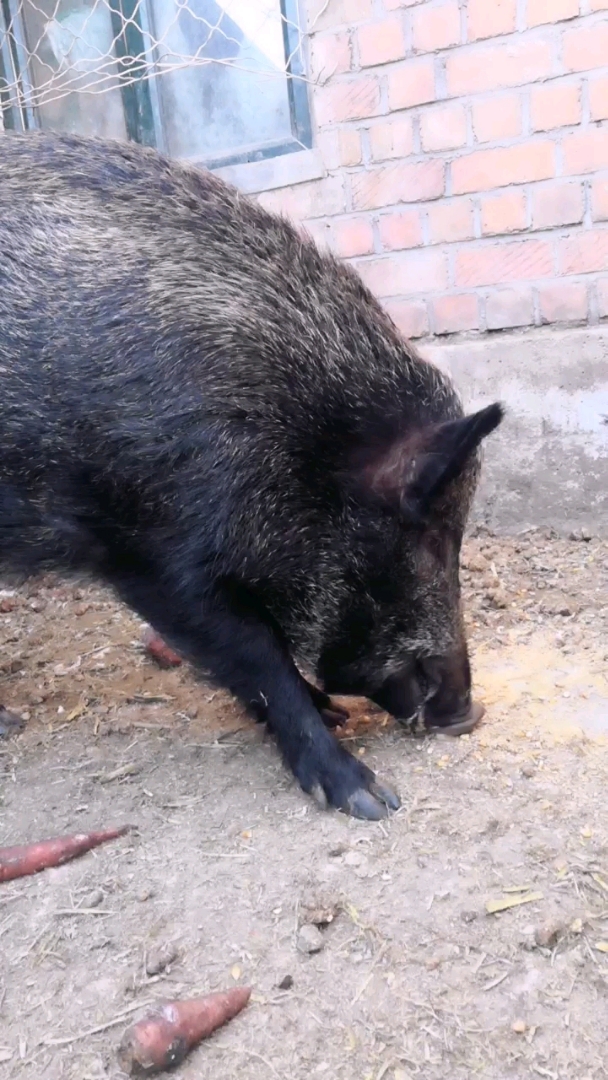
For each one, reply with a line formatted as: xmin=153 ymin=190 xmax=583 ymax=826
xmin=0 ymin=0 xmax=310 ymax=166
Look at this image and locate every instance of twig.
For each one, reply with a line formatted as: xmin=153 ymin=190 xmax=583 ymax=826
xmin=41 ymin=999 xmax=155 ymax=1047
xmin=197 ymin=852 xmax=250 ymax=859
xmin=53 ymin=908 xmax=116 ymax=917
xmin=351 ymin=942 xmax=388 ymax=1006
xmin=482 ymin=969 xmax=511 ymax=992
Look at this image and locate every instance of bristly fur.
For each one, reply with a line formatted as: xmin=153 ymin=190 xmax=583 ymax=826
xmin=0 ymin=132 xmax=502 ymax=818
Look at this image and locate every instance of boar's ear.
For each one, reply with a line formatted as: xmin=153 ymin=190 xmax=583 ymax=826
xmin=402 ymin=402 xmax=504 ymax=519
xmin=353 ymin=402 xmax=504 ymax=520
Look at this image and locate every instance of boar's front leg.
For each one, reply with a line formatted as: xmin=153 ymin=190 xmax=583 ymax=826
xmin=115 ymin=576 xmax=398 ymax=820
xmin=252 ymin=678 xmax=349 ymax=730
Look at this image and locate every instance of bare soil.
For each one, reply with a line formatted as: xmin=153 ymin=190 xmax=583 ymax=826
xmin=1 ymin=528 xmax=607 ymax=1080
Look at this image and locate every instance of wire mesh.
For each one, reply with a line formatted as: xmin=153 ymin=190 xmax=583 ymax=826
xmin=0 ymin=0 xmax=310 ymax=165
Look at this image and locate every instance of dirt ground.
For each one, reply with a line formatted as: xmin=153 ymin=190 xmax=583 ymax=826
xmin=1 ymin=527 xmax=607 ymax=1080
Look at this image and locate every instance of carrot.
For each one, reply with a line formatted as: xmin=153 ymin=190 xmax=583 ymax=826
xmin=117 ymin=987 xmax=252 ymax=1076
xmin=142 ymin=628 xmax=183 ymax=669
xmin=0 ymin=825 xmax=133 ymax=883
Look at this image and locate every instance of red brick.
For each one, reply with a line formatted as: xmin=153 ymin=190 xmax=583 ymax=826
xmin=563 ymin=130 xmax=608 ymax=175
xmin=481 ymin=191 xmax=527 ymax=235
xmin=420 ymin=104 xmax=467 ymax=152
xmin=339 ymin=127 xmax=363 ymax=166
xmin=563 ymin=23 xmax=608 ymax=72
xmin=317 ymin=129 xmax=362 ymax=170
xmin=592 ymin=180 xmax=608 ymax=221
xmin=383 ymin=0 xmax=428 ymax=7
xmin=388 ymin=58 xmax=435 ymax=110
xmin=527 ymin=0 xmax=579 ymax=26
xmin=332 ymin=217 xmax=375 ymax=257
xmin=351 ymin=161 xmax=445 ymax=210
xmin=597 ymin=278 xmax=608 ymax=317
xmin=310 ymin=32 xmax=351 ymax=80
xmin=369 ymin=116 xmax=414 ymax=162
xmin=531 ymin=181 xmax=583 ymax=229
xmin=446 ymin=39 xmax=552 ymax=96
xmin=452 ymin=142 xmax=554 ymax=195
xmin=538 ymin=282 xmax=587 ymax=323
xmin=412 ymin=1 xmax=460 ymax=53
xmin=258 ymin=177 xmax=345 ymax=221
xmin=316 ymin=77 xmax=381 ymax=126
xmin=308 ymin=0 xmax=374 ymax=28
xmin=358 ymin=17 xmax=406 ymax=67
xmin=357 ymin=249 xmax=448 ymax=297
xmin=486 ymin=287 xmax=534 ymax=329
xmin=315 ymin=131 xmax=340 ymax=171
xmin=472 ymin=94 xmax=522 ymax=143
xmin=378 ymin=210 xmax=423 ymax=250
xmin=383 ymin=299 xmax=429 ymax=338
xmin=530 ymin=81 xmax=581 ymax=132
xmin=455 ymin=239 xmax=553 ymax=287
xmin=559 ymin=231 xmax=608 ymax=275
xmin=589 ymin=77 xmax=608 ymax=122
xmin=590 ymin=0 xmax=608 ymax=9
xmin=432 ymin=293 xmax=480 ymax=334
xmin=428 ymin=200 xmax=475 ymax=243
xmin=467 ymin=0 xmax=516 ymax=41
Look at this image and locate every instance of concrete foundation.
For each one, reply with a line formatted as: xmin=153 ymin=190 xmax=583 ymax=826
xmin=420 ymin=325 xmax=608 ymax=536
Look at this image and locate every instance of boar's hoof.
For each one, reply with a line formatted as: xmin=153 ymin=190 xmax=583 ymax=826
xmin=425 ymin=700 xmax=485 ymax=737
xmin=296 ymin=742 xmax=399 ymax=819
xmin=319 ymin=703 xmax=350 ymax=729
xmin=306 ymin=684 xmax=350 ymax=729
xmin=346 ymin=781 xmax=400 ymax=821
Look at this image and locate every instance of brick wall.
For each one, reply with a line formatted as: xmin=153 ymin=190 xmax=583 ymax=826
xmin=258 ymin=0 xmax=608 ymax=339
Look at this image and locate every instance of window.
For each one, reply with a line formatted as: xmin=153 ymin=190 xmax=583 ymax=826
xmin=0 ymin=0 xmax=311 ymax=168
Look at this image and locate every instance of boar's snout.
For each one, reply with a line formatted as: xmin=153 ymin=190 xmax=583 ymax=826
xmin=419 ymin=648 xmax=472 ymax=726
xmin=371 ymin=646 xmax=473 ymax=728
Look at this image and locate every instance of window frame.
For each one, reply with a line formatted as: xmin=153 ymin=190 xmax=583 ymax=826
xmin=0 ymin=0 xmax=314 ymax=172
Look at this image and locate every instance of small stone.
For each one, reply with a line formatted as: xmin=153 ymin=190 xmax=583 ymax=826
xmin=327 ymin=844 xmax=347 ymax=858
xmin=0 ymin=707 xmax=25 ymax=738
xmin=512 ymin=1019 xmax=527 ymax=1034
xmin=278 ymin=975 xmax=294 ymax=990
xmin=487 ymin=587 xmax=508 ymax=609
xmin=145 ymin=941 xmax=179 ymax=976
xmin=521 ymin=764 xmax=535 ymax=779
xmin=462 ymin=553 xmax=489 ymax=573
xmin=297 ymin=923 xmax=325 ymax=955
xmin=136 ymin=887 xmax=154 ymax=902
xmin=460 ymin=909 xmax=478 ymax=924
xmin=301 ymin=896 xmax=340 ymax=928
xmin=81 ymin=888 xmax=104 ymax=909
xmin=344 ymin=850 xmax=365 ymax=867
xmin=534 ymin=921 xmax=564 ymax=949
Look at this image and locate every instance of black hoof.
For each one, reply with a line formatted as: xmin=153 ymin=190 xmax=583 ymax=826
xmin=319 ymin=703 xmax=350 ymax=729
xmin=345 ymin=781 xmax=401 ymax=820
xmin=293 ymin=735 xmax=400 ymax=821
xmin=305 ymin=682 xmax=350 ymax=729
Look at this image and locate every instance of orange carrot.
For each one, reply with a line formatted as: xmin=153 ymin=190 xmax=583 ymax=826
xmin=117 ymin=987 xmax=251 ymax=1076
xmin=142 ymin=629 xmax=183 ymax=669
xmin=0 ymin=825 xmax=133 ymax=883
